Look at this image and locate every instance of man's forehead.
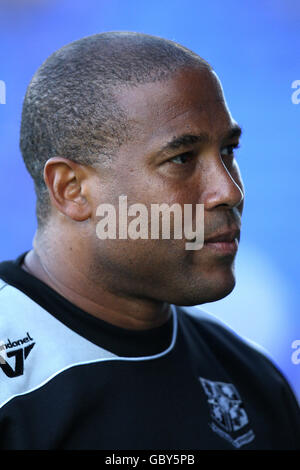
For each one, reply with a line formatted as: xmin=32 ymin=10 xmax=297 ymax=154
xmin=150 ymin=98 xmax=228 ymax=129
xmin=115 ymin=68 xmax=231 ymax=133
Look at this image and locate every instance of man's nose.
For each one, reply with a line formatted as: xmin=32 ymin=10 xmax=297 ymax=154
xmin=200 ymin=154 xmax=244 ymax=210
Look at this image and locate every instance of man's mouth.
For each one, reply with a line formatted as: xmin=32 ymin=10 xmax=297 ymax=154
xmin=204 ymin=228 xmax=240 ymax=255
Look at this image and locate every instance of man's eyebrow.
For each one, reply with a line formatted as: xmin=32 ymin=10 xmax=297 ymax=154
xmin=156 ymin=124 xmax=242 ymax=155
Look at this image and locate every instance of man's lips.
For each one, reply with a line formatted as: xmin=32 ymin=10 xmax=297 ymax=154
xmin=204 ymin=228 xmax=240 ymax=244
xmin=204 ymin=228 xmax=240 ymax=255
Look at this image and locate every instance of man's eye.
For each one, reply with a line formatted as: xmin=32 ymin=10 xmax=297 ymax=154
xmin=220 ymin=144 xmax=240 ymax=158
xmin=169 ymin=152 xmax=194 ymax=165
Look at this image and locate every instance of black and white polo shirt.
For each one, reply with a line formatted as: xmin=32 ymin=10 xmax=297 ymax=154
xmin=0 ymin=253 xmax=299 ymax=450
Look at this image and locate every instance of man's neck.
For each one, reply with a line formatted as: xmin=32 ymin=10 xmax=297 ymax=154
xmin=21 ymin=249 xmax=171 ymax=330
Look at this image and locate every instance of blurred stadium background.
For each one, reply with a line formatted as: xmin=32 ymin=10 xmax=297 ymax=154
xmin=0 ymin=0 xmax=299 ymax=400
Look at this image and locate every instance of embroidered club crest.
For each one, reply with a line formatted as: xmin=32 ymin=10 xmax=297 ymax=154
xmin=199 ymin=377 xmax=255 ymax=448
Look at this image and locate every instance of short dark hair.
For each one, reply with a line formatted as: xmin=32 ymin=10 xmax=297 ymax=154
xmin=20 ymin=31 xmax=211 ymax=227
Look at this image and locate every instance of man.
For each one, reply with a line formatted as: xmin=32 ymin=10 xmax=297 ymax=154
xmin=0 ymin=31 xmax=299 ymax=450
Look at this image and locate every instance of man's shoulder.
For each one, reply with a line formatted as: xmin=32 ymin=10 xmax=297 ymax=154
xmin=177 ymin=304 xmax=267 ymax=351
xmin=0 ymin=274 xmax=33 ymax=313
xmin=177 ymin=304 xmax=270 ymax=356
xmin=175 ymin=304 xmax=298 ymax=400
xmin=0 ymin=257 xmax=30 ymax=311
xmin=0 ymin=277 xmax=24 ymax=314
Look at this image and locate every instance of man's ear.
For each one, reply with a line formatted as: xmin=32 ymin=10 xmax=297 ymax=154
xmin=43 ymin=157 xmax=92 ymax=221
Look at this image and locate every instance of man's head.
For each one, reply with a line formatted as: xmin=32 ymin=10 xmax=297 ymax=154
xmin=20 ymin=31 xmax=244 ymax=306
xmin=20 ymin=31 xmax=208 ymax=226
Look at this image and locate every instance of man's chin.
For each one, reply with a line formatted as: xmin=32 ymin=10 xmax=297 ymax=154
xmin=197 ymin=281 xmax=235 ymax=305
xmin=169 ymin=273 xmax=236 ymax=307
